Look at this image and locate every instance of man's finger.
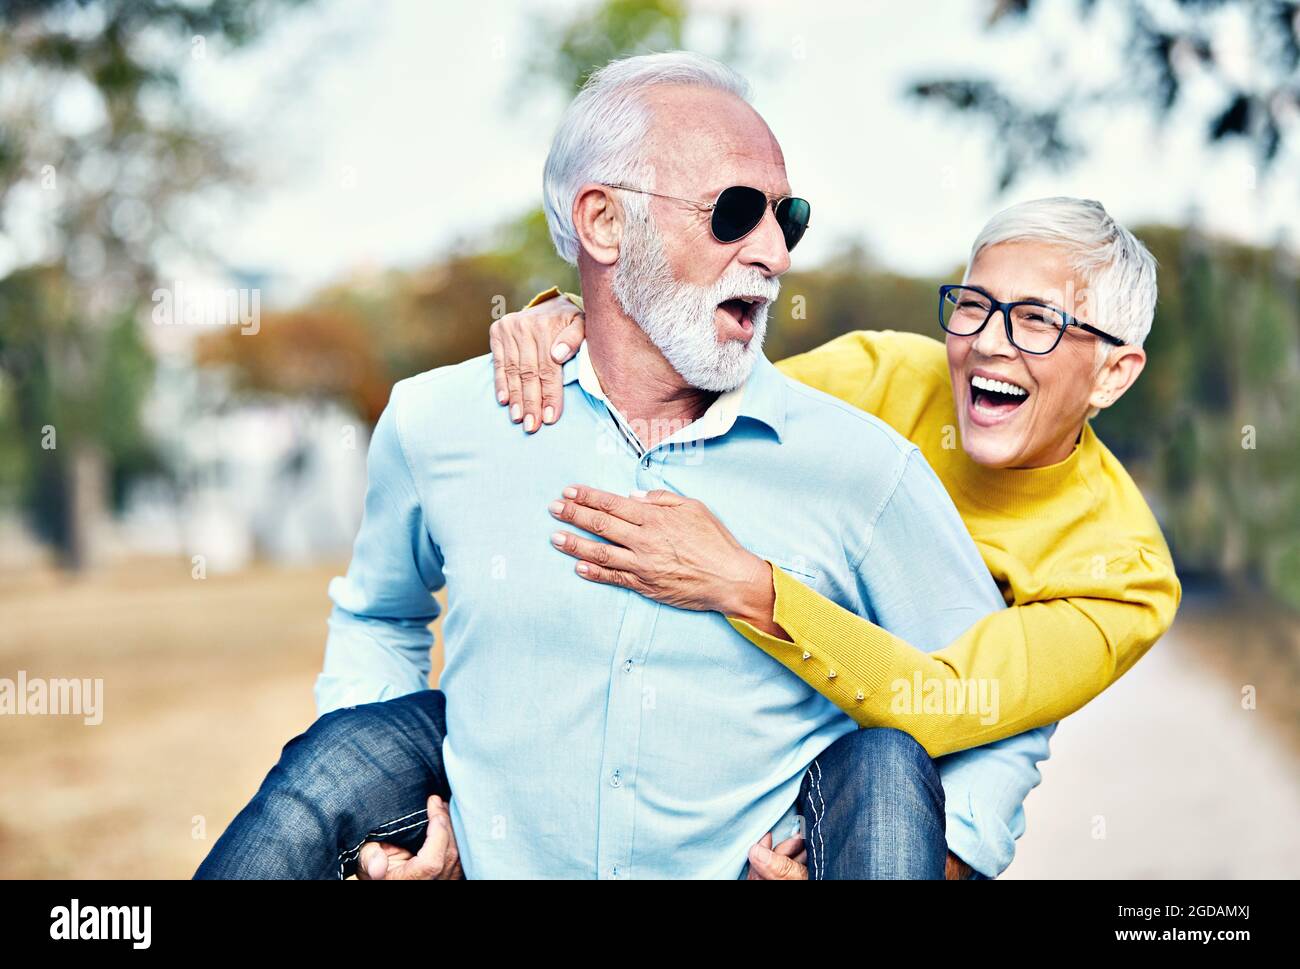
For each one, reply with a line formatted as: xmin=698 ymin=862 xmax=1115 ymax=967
xmin=747 ymin=840 xmax=807 ymax=880
xmin=426 ymin=795 xmax=460 ymax=881
xmin=746 ymin=832 xmax=774 ymax=879
xmin=772 ymin=835 xmax=805 ymax=859
xmin=402 ymin=795 xmax=452 ymax=880
xmin=357 ymin=842 xmax=388 ymax=880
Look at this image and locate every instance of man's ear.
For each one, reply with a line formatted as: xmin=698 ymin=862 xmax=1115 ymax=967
xmin=1089 ymin=345 xmax=1146 ymax=412
xmin=572 ymin=184 xmax=623 ymax=266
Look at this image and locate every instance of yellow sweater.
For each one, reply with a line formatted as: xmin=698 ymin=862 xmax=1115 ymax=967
xmin=727 ymin=330 xmax=1180 ymax=755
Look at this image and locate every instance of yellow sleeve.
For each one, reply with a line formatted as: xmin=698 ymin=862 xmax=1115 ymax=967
xmin=729 ymin=547 xmax=1180 ymax=757
xmin=525 ymin=287 xmax=583 ymax=311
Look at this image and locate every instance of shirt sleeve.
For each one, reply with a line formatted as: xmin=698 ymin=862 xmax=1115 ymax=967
xmin=728 ymin=545 xmax=1179 ymax=756
xmin=835 ymin=447 xmax=1054 ymax=878
xmin=314 ymin=385 xmax=446 ymax=715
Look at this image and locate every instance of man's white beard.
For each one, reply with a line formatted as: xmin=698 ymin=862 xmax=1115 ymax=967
xmin=611 ymin=207 xmax=779 ymax=393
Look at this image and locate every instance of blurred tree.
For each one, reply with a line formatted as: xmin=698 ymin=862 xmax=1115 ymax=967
xmin=516 ymin=0 xmax=748 ymax=98
xmin=1096 ymin=226 xmax=1300 ymax=606
xmin=910 ymin=0 xmax=1300 ymax=191
xmin=0 ymin=0 xmax=311 ymax=567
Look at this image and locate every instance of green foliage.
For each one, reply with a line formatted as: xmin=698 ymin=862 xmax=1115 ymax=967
xmin=911 ymin=0 xmax=1300 ymax=192
xmin=0 ymin=0 xmax=311 ymax=563
xmin=524 ymin=0 xmax=689 ymax=95
xmin=1096 ymin=226 xmax=1300 ymax=598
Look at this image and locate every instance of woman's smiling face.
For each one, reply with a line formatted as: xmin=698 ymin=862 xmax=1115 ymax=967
xmin=946 ymin=241 xmax=1134 ymax=469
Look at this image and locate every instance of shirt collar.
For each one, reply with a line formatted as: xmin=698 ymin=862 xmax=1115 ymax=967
xmin=564 ymin=341 xmax=785 ymax=445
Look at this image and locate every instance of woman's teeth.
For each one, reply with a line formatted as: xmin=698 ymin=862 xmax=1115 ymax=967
xmin=971 ymin=374 xmax=1028 ymax=398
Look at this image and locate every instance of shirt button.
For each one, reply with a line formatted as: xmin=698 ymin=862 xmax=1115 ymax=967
xmin=611 ymin=866 xmax=620 ymax=878
xmin=856 ymin=690 xmax=865 ymax=701
xmin=622 ymin=659 xmax=634 ymax=673
xmin=801 ymin=651 xmax=811 ymax=661
xmin=610 ymin=769 xmax=623 ymax=788
xmin=827 ymin=670 xmax=837 ymax=680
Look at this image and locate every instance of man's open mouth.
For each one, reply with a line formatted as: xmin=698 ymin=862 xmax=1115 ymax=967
xmin=716 ymin=295 xmax=766 ymax=332
xmin=969 ymin=372 xmax=1030 ymax=421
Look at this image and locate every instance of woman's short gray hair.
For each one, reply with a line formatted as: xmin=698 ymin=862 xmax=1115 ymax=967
xmin=542 ymin=51 xmax=752 ymax=265
xmin=967 ymin=197 xmax=1159 ymax=348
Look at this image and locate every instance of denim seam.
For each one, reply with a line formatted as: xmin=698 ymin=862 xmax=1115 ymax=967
xmin=809 ymin=759 xmax=827 ymax=881
xmin=336 ymin=809 xmax=432 ymax=879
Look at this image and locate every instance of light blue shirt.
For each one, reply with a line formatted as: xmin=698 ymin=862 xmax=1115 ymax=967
xmin=317 ymin=343 xmax=1053 ymax=878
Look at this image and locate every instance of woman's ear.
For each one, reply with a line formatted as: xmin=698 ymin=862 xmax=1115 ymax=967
xmin=1090 ymin=345 xmax=1146 ymax=411
xmin=572 ymin=184 xmax=623 ymax=266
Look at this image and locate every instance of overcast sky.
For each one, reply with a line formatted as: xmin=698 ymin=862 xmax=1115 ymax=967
xmin=177 ymin=0 xmax=1298 ymax=304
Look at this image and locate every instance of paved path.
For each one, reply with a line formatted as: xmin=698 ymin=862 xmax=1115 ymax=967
xmin=1003 ymin=624 xmax=1300 ymax=878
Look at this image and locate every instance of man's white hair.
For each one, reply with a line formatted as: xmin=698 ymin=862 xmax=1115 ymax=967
xmin=542 ymin=51 xmax=752 ymax=265
xmin=967 ymin=197 xmax=1158 ymax=348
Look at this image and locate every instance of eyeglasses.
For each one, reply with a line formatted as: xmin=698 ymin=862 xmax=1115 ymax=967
xmin=938 ymin=284 xmax=1125 ymax=355
xmin=602 ymin=183 xmax=811 ymax=252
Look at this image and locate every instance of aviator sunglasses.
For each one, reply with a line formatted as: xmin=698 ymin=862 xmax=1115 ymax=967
xmin=603 ymin=183 xmax=811 ymax=252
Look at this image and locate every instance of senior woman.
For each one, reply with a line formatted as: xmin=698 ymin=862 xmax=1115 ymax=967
xmin=491 ymin=196 xmax=1180 ymax=879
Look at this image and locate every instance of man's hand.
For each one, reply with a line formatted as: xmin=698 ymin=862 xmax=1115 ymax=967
xmin=357 ymin=794 xmax=463 ymax=880
xmin=746 ymin=832 xmax=808 ymax=880
xmin=488 ymin=293 xmax=585 ymax=433
xmin=945 ymin=851 xmax=974 ymax=880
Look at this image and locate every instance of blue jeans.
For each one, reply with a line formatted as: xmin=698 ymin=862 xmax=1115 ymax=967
xmin=798 ymin=726 xmax=948 ymax=880
xmin=196 ymin=692 xmax=947 ymax=880
xmin=195 ymin=690 xmax=450 ymax=880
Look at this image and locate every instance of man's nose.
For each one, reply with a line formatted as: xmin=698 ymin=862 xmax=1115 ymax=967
xmin=971 ymin=308 xmax=1018 ymax=358
xmin=737 ymin=204 xmax=792 ymax=277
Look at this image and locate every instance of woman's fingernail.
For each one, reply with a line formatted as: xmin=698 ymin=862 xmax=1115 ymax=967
xmin=552 ymin=343 xmax=570 ymax=361
xmin=631 ymin=489 xmax=647 ymax=498
xmin=751 ymin=843 xmax=773 ymax=863
xmin=563 ymin=486 xmax=577 ymax=498
xmin=551 ymin=531 xmax=566 ymax=546
xmin=497 ymin=390 xmax=508 ymax=404
xmin=576 ymin=563 xmax=589 ymax=575
xmin=524 ymin=414 xmax=536 ymax=432
xmin=543 ymin=406 xmax=555 ymax=424
xmin=510 ymin=404 xmax=521 ymax=422
xmin=548 ymin=502 xmax=565 ymax=516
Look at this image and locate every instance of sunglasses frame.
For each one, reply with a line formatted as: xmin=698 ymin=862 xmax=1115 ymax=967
xmin=602 ymin=182 xmax=811 ymax=250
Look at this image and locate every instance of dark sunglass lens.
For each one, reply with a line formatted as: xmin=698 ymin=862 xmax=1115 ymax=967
xmin=776 ymin=197 xmax=810 ymax=251
xmin=711 ymin=186 xmax=768 ymax=243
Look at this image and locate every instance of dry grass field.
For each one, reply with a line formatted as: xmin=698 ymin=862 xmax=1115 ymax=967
xmin=1 ymin=557 xmax=1296 ymax=879
xmin=0 ymin=558 xmax=442 ymax=879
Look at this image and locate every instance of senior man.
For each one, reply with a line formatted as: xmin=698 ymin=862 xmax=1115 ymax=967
xmin=196 ymin=51 xmax=1050 ymax=880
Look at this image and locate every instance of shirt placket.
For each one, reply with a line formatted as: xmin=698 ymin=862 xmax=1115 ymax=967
xmin=593 ymin=408 xmax=675 ymax=880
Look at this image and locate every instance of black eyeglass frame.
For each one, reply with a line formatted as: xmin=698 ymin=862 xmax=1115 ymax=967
xmin=602 ymin=182 xmax=811 ymax=251
xmin=937 ymin=283 xmax=1125 ymax=355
